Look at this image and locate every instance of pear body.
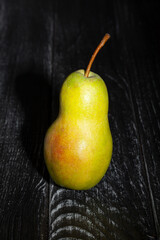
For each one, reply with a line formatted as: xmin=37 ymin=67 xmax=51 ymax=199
xmin=44 ymin=70 xmax=113 ymax=190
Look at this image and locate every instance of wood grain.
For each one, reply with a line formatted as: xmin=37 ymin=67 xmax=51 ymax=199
xmin=49 ymin=1 xmax=160 ymax=239
xmin=0 ymin=0 xmax=54 ymax=239
xmin=110 ymin=0 xmax=160 ymax=237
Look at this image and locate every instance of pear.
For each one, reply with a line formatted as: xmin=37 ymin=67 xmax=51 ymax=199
xmin=44 ymin=34 xmax=113 ymax=190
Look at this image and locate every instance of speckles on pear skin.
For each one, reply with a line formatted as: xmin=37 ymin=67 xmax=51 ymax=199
xmin=44 ymin=123 xmax=92 ymax=186
xmin=44 ymin=115 xmax=112 ymax=190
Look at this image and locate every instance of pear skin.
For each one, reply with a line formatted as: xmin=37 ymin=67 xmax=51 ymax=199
xmin=44 ymin=70 xmax=113 ymax=190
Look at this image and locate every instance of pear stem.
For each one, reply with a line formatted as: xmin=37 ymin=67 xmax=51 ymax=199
xmin=84 ymin=33 xmax=111 ymax=78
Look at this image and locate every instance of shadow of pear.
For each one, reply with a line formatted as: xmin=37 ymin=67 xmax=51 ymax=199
xmin=15 ymin=73 xmax=52 ymax=183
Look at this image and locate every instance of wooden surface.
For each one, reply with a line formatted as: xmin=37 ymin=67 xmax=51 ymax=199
xmin=0 ymin=0 xmax=160 ymax=239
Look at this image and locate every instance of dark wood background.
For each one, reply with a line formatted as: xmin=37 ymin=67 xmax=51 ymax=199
xmin=0 ymin=0 xmax=160 ymax=239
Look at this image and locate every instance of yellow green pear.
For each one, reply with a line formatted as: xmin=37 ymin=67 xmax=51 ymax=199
xmin=44 ymin=34 xmax=113 ymax=190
